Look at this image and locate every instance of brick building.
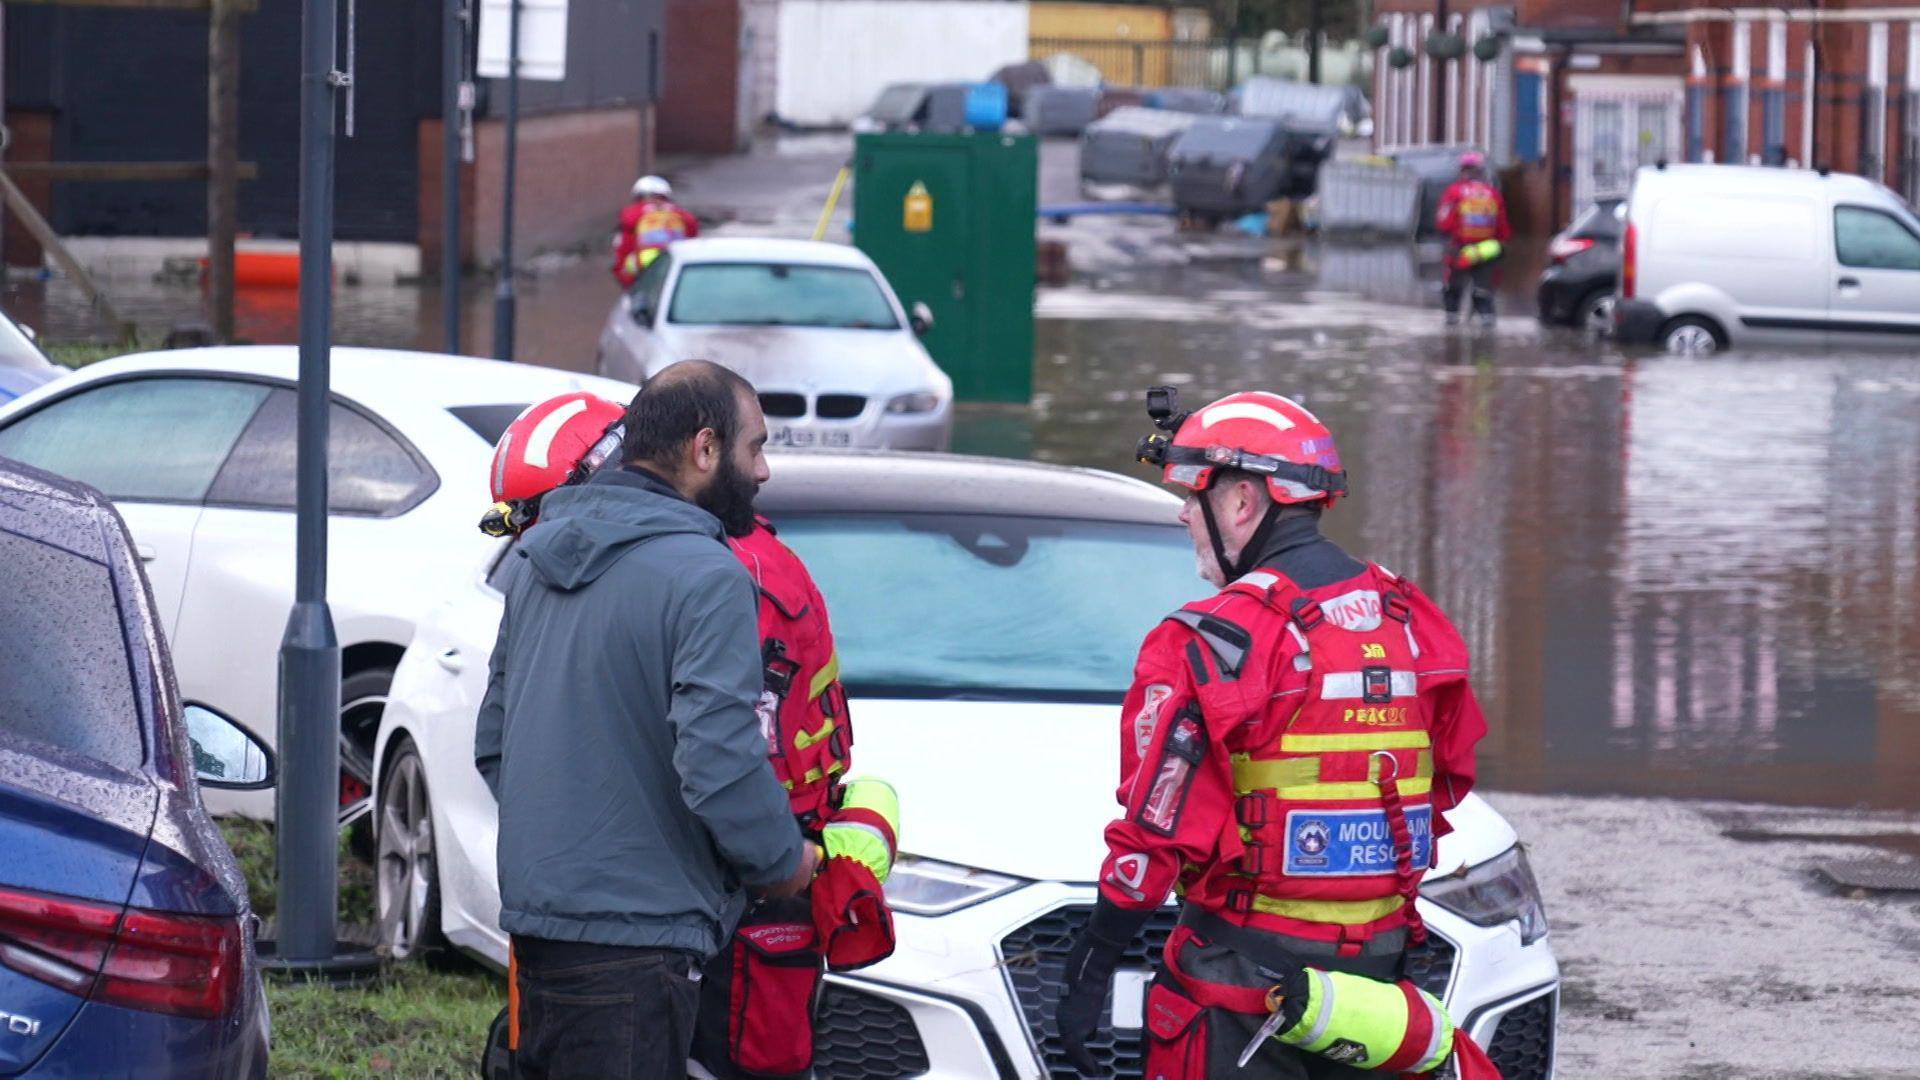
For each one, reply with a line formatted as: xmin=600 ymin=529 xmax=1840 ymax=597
xmin=1634 ymin=1 xmax=1920 ymax=205
xmin=1369 ymin=0 xmax=1689 ymax=232
xmin=1370 ymin=1 xmax=1920 ymax=232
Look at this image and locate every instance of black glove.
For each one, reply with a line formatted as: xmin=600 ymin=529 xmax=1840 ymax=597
xmin=1053 ymin=897 xmax=1152 ymax=1077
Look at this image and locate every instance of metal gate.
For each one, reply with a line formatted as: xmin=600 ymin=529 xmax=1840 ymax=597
xmin=1572 ymin=82 xmax=1683 ymax=210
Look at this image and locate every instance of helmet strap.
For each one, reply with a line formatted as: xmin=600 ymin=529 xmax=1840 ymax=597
xmin=1198 ymin=481 xmax=1283 ymax=582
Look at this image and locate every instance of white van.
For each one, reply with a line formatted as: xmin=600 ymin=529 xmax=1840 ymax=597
xmin=1612 ymin=163 xmax=1920 ymax=353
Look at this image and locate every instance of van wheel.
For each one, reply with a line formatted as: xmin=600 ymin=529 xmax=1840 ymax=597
xmin=1659 ymin=316 xmax=1723 ymax=355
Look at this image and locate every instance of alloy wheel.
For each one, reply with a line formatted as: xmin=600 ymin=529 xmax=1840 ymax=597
xmin=376 ymin=750 xmax=435 ymax=961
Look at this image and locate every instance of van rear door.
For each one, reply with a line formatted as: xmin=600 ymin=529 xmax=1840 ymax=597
xmin=1827 ymin=202 xmax=1920 ymax=342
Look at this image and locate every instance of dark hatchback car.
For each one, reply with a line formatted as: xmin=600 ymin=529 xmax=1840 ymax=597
xmin=0 ymin=458 xmax=272 ymax=1076
xmin=1536 ymin=196 xmax=1625 ymax=332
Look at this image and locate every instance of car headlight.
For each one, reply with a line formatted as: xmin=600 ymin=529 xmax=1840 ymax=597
xmin=1423 ymin=844 xmax=1549 ymax=946
xmin=884 ymin=855 xmax=1024 ymax=916
xmin=884 ymin=391 xmax=942 ymax=415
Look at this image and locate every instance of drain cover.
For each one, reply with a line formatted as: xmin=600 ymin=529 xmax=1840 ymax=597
xmin=1818 ymin=858 xmax=1920 ymax=893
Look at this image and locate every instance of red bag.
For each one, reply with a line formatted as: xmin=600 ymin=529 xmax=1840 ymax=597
xmin=694 ymin=899 xmax=822 ymax=1079
xmin=1142 ymin=979 xmax=1209 ymax=1080
xmin=810 ymin=855 xmax=895 ymax=971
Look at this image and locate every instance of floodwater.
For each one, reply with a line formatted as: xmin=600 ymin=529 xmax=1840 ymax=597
xmin=11 ymin=139 xmax=1919 ymax=815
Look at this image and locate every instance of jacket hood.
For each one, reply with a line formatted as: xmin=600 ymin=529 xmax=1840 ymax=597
xmin=518 ymin=468 xmax=723 ymax=591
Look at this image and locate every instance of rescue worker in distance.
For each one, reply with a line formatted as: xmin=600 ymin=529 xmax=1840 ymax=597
xmin=1435 ymin=151 xmax=1511 ymax=327
xmin=480 ymin=387 xmax=902 ymax=1080
xmin=1053 ymin=388 xmax=1491 ymax=1079
xmin=613 ymin=174 xmax=700 ymax=288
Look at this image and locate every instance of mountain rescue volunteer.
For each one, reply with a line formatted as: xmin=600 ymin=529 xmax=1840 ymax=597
xmin=1434 ymin=151 xmax=1511 ymax=327
xmin=1053 ymin=388 xmax=1494 ymax=1079
xmin=475 ymin=362 xmax=816 ymax=1080
xmin=477 ymin=384 xmax=902 ymax=1080
xmin=613 ymin=174 xmax=700 ymax=288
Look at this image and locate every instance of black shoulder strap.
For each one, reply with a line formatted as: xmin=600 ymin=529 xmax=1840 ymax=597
xmin=1165 ymin=608 xmax=1253 ymax=681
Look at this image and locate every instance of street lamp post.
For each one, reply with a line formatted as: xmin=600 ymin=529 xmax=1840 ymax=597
xmin=275 ymin=0 xmax=343 ymax=967
xmin=491 ymin=0 xmax=521 ymax=361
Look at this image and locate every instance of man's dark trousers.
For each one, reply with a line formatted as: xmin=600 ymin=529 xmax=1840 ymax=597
xmin=512 ymin=937 xmax=702 ymax=1079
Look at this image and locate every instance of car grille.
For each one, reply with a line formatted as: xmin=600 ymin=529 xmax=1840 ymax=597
xmin=1485 ymin=991 xmax=1556 ymax=1080
xmin=816 ymin=393 xmax=866 ymax=419
xmin=813 ymin=983 xmax=932 ymax=1079
xmin=998 ymin=905 xmax=1457 ymax=1079
xmin=760 ymin=392 xmax=807 ymax=418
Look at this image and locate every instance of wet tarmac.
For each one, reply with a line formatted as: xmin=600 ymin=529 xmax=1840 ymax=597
xmin=11 ymin=136 xmax=1919 ymax=818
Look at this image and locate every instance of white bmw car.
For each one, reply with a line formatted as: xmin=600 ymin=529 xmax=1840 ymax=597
xmin=596 ymin=238 xmax=954 ymax=451
xmin=374 ymin=451 xmax=1559 ymax=1079
xmin=0 ymin=346 xmax=633 ymax=822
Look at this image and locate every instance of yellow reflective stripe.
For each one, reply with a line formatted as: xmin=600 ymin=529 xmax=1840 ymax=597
xmin=1248 ymin=893 xmax=1407 ymax=923
xmin=1276 ymin=777 xmax=1433 ymax=801
xmin=1231 ymin=754 xmax=1318 ymax=792
xmin=794 ymin=719 xmax=835 ymax=750
xmin=808 ymin=652 xmax=840 ymax=702
xmin=1234 ymin=752 xmax=1433 ymax=797
xmin=1279 ymin=731 xmax=1430 ymax=753
xmin=823 ymin=820 xmax=894 ymax=883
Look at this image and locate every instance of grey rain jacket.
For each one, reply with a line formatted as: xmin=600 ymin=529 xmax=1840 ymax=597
xmin=475 ymin=466 xmax=804 ymax=957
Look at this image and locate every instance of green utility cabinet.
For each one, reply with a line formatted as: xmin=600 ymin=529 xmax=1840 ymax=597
xmin=854 ymin=131 xmax=1037 ymax=403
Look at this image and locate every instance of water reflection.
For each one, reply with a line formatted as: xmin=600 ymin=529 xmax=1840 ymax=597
xmin=1014 ymin=253 xmax=1920 ymax=812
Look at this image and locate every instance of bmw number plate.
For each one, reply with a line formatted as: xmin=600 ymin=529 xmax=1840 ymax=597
xmin=769 ymin=426 xmax=851 ymax=449
xmin=1282 ymin=806 xmax=1432 ymax=877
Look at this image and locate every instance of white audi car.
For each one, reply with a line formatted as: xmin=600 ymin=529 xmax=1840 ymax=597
xmin=0 ymin=346 xmax=633 ymax=822
xmin=596 ymin=238 xmax=953 ymax=451
xmin=374 ymin=451 xmax=1559 ymax=1079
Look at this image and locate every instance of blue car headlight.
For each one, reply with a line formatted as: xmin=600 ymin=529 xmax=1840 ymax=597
xmin=1423 ymin=844 xmax=1549 ymax=946
xmin=884 ymin=855 xmax=1024 ymax=916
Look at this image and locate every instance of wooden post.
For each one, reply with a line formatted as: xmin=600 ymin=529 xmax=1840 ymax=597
xmin=208 ymin=0 xmax=240 ymax=342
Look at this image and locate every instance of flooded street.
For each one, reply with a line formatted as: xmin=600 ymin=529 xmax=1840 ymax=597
xmin=13 ymin=136 xmax=1920 ymax=819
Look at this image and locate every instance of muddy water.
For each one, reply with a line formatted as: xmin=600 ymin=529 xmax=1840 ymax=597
xmin=1014 ymin=236 xmax=1920 ymax=813
xmin=13 ymin=187 xmax=1919 ymax=813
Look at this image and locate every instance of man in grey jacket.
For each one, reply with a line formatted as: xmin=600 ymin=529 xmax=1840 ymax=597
xmin=476 ymin=360 xmax=816 ymax=1080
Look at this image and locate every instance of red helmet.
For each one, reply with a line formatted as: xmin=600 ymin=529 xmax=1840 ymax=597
xmin=1137 ymin=388 xmax=1347 ymax=506
xmin=481 ymin=392 xmax=627 ymax=536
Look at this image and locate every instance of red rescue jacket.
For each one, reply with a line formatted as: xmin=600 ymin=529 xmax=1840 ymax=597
xmin=612 ymin=197 xmax=699 ymax=286
xmin=1434 ymin=179 xmax=1510 ymax=247
xmin=1099 ymin=565 xmax=1486 ymax=945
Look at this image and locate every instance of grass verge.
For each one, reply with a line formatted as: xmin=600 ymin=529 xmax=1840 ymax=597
xmin=218 ymin=819 xmax=502 ymax=1078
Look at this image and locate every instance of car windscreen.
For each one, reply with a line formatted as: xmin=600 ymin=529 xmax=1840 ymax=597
xmin=773 ymin=513 xmax=1205 ymax=703
xmin=448 ymin=404 xmax=532 ymax=447
xmin=0 ymin=526 xmax=143 ymax=770
xmin=667 ymin=263 xmax=901 ymax=330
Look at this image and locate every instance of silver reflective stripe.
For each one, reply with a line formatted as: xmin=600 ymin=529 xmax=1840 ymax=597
xmin=1403 ymin=622 xmax=1421 ymax=660
xmin=1167 ymin=609 xmax=1249 ymax=677
xmin=1236 ymin=570 xmax=1281 ymax=591
xmin=1320 ymin=670 xmax=1418 ymax=699
xmin=1287 ymin=622 xmax=1312 ymax=671
xmin=1300 ymin=968 xmax=1337 ymax=1047
xmin=1413 ymin=990 xmax=1449 ymax=1071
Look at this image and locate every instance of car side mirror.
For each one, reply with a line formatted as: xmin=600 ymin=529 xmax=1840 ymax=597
xmin=629 ymin=292 xmax=655 ymax=327
xmin=185 ymin=704 xmax=276 ymax=790
xmin=910 ymin=301 xmax=935 ymax=336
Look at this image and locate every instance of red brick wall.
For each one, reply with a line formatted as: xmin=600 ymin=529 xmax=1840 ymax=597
xmin=417 ymin=119 xmax=479 ymax=271
xmin=659 ymin=0 xmax=743 ymax=155
xmin=464 ymin=104 xmax=654 ymax=266
xmin=2 ymin=112 xmax=55 ymax=269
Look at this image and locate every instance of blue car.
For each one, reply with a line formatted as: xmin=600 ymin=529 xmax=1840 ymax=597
xmin=0 ymin=457 xmax=271 ymax=1076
